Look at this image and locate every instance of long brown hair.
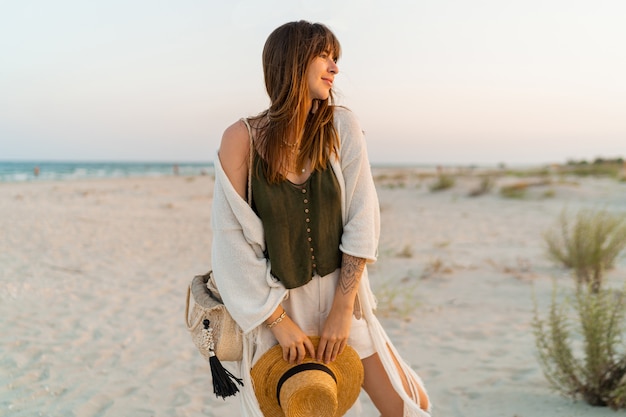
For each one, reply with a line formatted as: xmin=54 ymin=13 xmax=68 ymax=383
xmin=250 ymin=21 xmax=341 ymax=183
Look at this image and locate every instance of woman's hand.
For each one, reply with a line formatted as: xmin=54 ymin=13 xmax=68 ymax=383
xmin=269 ymin=313 xmax=316 ymax=364
xmin=317 ymin=304 xmax=353 ymax=363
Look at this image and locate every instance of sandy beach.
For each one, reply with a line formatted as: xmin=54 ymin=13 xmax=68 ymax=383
xmin=1 ymin=169 xmax=625 ymax=417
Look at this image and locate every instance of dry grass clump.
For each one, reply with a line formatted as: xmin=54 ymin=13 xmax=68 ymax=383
xmin=420 ymin=257 xmax=454 ymax=279
xmin=533 ymin=284 xmax=626 ymax=409
xmin=500 ymin=182 xmax=528 ymax=199
xmin=375 ymin=278 xmax=420 ymax=320
xmin=429 ymin=173 xmax=455 ymax=192
xmin=500 ymin=179 xmax=553 ymax=199
xmin=468 ymin=176 xmax=496 ymax=197
xmin=374 ymin=172 xmax=410 ymax=189
xmin=396 ymin=244 xmax=414 ymax=258
xmin=505 ymin=167 xmax=552 ymax=178
xmin=502 ymin=257 xmax=534 ymax=280
xmin=561 ymin=158 xmax=625 ymax=179
xmin=544 ymin=209 xmax=626 ymax=292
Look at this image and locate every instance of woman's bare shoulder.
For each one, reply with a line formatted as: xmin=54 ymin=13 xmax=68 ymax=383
xmin=218 ymin=120 xmax=251 ymax=198
xmin=219 ymin=120 xmax=250 ymax=163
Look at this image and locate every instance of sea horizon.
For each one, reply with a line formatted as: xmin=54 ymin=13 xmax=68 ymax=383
xmin=0 ymin=160 xmax=215 ymax=183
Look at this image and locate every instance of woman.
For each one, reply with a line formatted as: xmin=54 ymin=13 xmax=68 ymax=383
xmin=212 ymin=21 xmax=431 ymax=417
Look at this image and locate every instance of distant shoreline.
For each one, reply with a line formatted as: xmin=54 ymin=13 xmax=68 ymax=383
xmin=0 ymin=161 xmax=214 ymax=183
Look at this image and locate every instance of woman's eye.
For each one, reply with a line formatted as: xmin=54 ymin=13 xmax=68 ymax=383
xmin=318 ymin=52 xmax=336 ymax=63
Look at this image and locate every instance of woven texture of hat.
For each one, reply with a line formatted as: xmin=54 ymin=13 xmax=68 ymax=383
xmin=251 ymin=337 xmax=364 ymax=417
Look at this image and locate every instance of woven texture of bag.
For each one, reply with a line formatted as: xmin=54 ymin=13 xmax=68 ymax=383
xmin=185 ymin=271 xmax=243 ymax=362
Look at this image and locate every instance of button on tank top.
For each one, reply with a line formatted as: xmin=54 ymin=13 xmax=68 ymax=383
xmin=251 ymin=153 xmax=343 ymax=289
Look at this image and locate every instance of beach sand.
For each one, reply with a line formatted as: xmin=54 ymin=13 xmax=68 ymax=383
xmin=1 ymin=170 xmax=625 ymax=417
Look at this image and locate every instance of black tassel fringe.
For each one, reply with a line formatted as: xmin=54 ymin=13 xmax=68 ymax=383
xmin=209 ymin=354 xmax=244 ymax=399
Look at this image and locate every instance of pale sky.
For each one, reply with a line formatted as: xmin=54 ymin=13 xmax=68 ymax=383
xmin=1 ymin=0 xmax=624 ymax=165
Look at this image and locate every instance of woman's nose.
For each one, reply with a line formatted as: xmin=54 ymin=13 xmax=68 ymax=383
xmin=329 ymin=60 xmax=339 ymax=74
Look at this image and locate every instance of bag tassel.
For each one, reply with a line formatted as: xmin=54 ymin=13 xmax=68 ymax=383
xmin=202 ymin=319 xmax=243 ymax=399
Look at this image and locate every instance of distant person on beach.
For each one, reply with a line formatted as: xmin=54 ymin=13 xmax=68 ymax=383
xmin=33 ymin=166 xmax=40 ymax=177
xmin=211 ymin=21 xmax=431 ymax=416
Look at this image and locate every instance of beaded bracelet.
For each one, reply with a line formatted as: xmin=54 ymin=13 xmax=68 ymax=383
xmin=266 ymin=311 xmax=287 ymax=329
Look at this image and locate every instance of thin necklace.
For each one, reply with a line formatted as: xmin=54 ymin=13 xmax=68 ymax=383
xmin=282 ymin=137 xmax=305 ymax=173
xmin=282 ymin=139 xmax=299 ymax=154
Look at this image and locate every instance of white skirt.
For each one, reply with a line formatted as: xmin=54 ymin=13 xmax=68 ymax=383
xmin=251 ymin=268 xmax=375 ymax=365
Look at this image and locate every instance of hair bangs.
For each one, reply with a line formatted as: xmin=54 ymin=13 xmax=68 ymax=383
xmin=310 ymin=23 xmax=341 ymax=62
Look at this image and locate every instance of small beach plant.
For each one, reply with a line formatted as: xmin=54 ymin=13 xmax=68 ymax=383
xmin=532 ymin=283 xmax=626 ymax=409
xmin=468 ymin=176 xmax=495 ymax=197
xmin=396 ymin=244 xmax=414 ymax=258
xmin=500 ymin=182 xmax=528 ymax=199
xmin=544 ymin=209 xmax=626 ymax=293
xmin=374 ymin=277 xmax=420 ymax=320
xmin=563 ymin=158 xmax=624 ymax=179
xmin=429 ymin=173 xmax=455 ymax=192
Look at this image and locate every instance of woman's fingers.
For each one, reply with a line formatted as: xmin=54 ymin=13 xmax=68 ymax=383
xmin=282 ymin=334 xmax=348 ymax=364
xmin=304 ymin=337 xmax=316 ymax=360
xmin=331 ymin=340 xmax=346 ymax=362
xmin=288 ymin=344 xmax=298 ymax=364
xmin=285 ymin=339 xmax=313 ymax=364
xmin=317 ymin=338 xmax=348 ymax=363
xmin=295 ymin=343 xmax=307 ymax=364
xmin=324 ymin=341 xmax=335 ymax=363
xmin=316 ymin=339 xmax=328 ymax=362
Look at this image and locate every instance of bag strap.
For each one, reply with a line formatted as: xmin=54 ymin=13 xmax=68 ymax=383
xmin=240 ymin=118 xmax=254 ymax=206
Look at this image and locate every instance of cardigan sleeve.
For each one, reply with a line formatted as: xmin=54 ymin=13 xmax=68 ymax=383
xmin=334 ymin=107 xmax=381 ymax=263
xmin=210 ymin=155 xmax=288 ymax=334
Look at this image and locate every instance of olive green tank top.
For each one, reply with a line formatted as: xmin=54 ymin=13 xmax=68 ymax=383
xmin=251 ymin=153 xmax=343 ymax=289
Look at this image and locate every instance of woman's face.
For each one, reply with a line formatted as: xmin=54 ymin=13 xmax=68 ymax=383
xmin=306 ymin=51 xmax=339 ymax=101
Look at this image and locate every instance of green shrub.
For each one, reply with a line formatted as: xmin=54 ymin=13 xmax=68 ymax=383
xmin=563 ymin=158 xmax=624 ymax=178
xmin=533 ymin=284 xmax=626 ymax=409
xmin=375 ymin=278 xmax=420 ymax=320
xmin=544 ymin=209 xmax=626 ymax=292
xmin=396 ymin=244 xmax=414 ymax=258
xmin=468 ymin=176 xmax=495 ymax=197
xmin=429 ymin=173 xmax=455 ymax=192
xmin=500 ymin=182 xmax=528 ymax=199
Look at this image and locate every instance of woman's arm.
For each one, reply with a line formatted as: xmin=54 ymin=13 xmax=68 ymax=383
xmin=317 ymin=108 xmax=380 ymax=362
xmin=317 ymin=253 xmax=365 ymax=363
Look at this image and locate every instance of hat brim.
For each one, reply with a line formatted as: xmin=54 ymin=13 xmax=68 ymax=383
xmin=251 ymin=336 xmax=364 ymax=417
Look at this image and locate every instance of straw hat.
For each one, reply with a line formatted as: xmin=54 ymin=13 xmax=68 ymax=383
xmin=251 ymin=337 xmax=364 ymax=417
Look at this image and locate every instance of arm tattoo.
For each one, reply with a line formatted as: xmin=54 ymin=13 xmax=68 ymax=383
xmin=340 ymin=254 xmax=366 ymax=295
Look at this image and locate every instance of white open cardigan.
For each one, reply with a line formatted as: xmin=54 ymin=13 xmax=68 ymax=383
xmin=211 ymin=108 xmax=431 ymax=417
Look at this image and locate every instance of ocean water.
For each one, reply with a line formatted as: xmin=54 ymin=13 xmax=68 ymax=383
xmin=0 ymin=161 xmax=214 ymax=182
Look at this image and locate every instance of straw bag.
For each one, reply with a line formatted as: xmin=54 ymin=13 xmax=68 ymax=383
xmin=185 ymin=271 xmax=244 ymax=362
xmin=184 ymin=117 xmax=255 ymax=399
xmin=185 ymin=271 xmax=244 ymax=398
